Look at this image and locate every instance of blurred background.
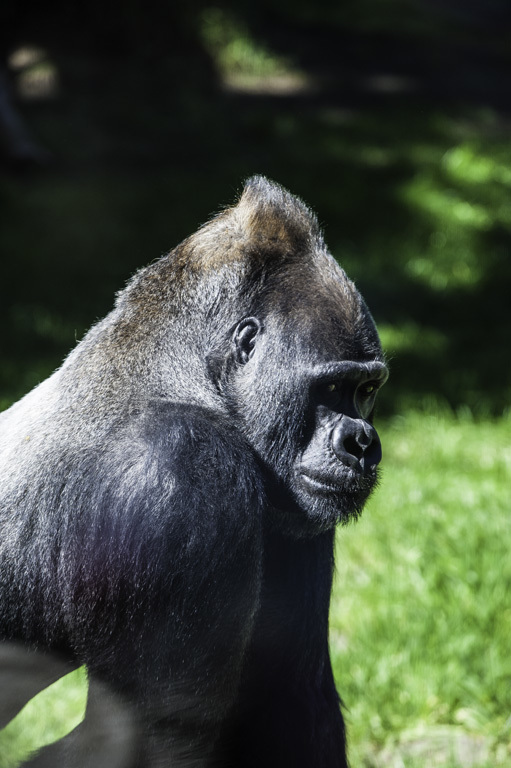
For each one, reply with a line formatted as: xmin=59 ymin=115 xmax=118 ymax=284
xmin=1 ymin=0 xmax=511 ymax=415
xmin=0 ymin=1 xmax=510 ymax=767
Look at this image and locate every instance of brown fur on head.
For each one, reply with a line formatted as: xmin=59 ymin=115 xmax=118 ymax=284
xmin=173 ymin=176 xmax=322 ymax=273
xmin=231 ymin=175 xmax=321 ymax=251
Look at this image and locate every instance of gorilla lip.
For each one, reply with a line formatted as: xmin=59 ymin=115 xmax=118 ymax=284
xmin=299 ymin=472 xmax=342 ymax=494
xmin=298 ymin=468 xmax=375 ymax=495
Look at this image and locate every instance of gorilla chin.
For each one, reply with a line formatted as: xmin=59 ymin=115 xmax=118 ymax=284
xmin=269 ymin=469 xmax=379 ymax=537
xmin=299 ymin=470 xmax=378 ymax=528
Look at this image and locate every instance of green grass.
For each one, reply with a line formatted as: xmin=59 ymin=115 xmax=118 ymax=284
xmin=1 ymin=410 xmax=509 ymax=767
xmin=331 ymin=409 xmax=511 ymax=767
xmin=0 ymin=667 xmax=87 ymax=768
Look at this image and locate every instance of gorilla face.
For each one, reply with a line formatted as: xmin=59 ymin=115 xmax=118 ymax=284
xmin=227 ymin=297 xmax=388 ymax=536
xmin=291 ymin=358 xmax=388 ymax=530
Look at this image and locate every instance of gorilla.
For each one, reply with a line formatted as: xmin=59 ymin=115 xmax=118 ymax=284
xmin=0 ymin=177 xmax=387 ymax=767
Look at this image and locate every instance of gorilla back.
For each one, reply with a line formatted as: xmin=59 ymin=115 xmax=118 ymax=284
xmin=0 ymin=177 xmax=387 ymax=767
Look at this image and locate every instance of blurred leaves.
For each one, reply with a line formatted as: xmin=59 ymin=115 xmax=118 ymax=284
xmin=0 ymin=1 xmax=510 ymax=416
xmin=200 ymin=7 xmax=294 ymax=79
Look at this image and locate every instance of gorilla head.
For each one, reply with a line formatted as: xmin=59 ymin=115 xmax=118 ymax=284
xmin=200 ymin=177 xmax=388 ymax=533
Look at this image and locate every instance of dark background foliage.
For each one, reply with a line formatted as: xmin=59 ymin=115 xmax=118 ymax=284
xmin=1 ymin=0 xmax=510 ymax=415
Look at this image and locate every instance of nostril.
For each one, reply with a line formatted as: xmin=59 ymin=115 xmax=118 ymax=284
xmin=331 ymin=416 xmax=382 ymax=470
xmin=357 ymin=425 xmax=373 ymax=449
xmin=344 ymin=435 xmax=365 ymax=460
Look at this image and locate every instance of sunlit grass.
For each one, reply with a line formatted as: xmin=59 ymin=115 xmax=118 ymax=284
xmin=0 ymin=667 xmax=87 ymax=768
xmin=331 ymin=410 xmax=511 ymax=767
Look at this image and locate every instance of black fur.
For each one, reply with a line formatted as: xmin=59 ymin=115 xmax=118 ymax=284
xmin=0 ymin=177 xmax=387 ymax=767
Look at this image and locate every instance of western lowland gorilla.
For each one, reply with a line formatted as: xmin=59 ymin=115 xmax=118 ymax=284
xmin=0 ymin=177 xmax=388 ymax=767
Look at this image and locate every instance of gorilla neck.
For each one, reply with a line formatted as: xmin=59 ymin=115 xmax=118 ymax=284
xmin=58 ymin=309 xmax=224 ymax=416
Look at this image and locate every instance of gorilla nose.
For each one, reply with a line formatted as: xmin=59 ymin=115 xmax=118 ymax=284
xmin=331 ymin=416 xmax=382 ymax=472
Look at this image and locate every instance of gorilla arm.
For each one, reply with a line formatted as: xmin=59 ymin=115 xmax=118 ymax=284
xmin=2 ymin=402 xmax=264 ymax=768
xmin=78 ymin=403 xmax=264 ymax=765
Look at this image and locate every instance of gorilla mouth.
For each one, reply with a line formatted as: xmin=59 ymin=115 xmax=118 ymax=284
xmin=297 ymin=468 xmax=377 ymax=498
xmin=298 ymin=471 xmax=343 ymax=494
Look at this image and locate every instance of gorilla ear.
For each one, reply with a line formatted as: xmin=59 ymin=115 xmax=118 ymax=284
xmin=207 ymin=318 xmax=262 ymax=390
xmin=232 ymin=317 xmax=262 ymax=365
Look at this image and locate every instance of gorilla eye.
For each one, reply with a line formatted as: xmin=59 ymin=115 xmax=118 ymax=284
xmin=319 ymin=382 xmax=342 ymax=406
xmin=357 ymin=382 xmax=379 ymax=400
